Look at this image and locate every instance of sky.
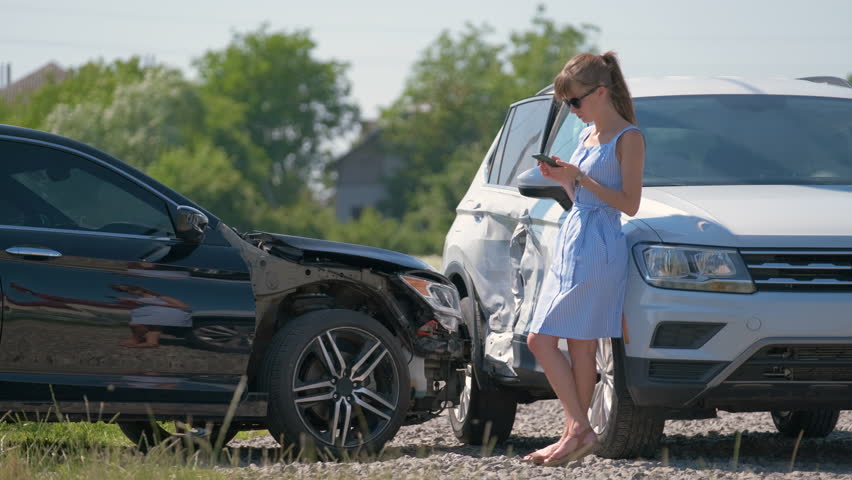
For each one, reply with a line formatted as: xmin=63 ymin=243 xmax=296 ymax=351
xmin=2 ymin=0 xmax=851 ymax=119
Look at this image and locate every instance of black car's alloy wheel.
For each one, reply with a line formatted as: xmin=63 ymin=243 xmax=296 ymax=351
xmin=262 ymin=309 xmax=410 ymax=455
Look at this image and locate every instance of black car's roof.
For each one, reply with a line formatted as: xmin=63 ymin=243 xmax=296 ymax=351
xmin=0 ymin=124 xmax=217 ymax=225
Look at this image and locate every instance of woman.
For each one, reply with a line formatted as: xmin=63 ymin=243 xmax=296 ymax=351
xmin=523 ymin=51 xmax=644 ymax=467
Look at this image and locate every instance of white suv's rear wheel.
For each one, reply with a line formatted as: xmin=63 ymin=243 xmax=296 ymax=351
xmin=590 ymin=338 xmax=664 ymax=459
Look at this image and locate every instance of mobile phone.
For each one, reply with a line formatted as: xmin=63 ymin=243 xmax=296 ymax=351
xmin=532 ymin=153 xmax=561 ymax=167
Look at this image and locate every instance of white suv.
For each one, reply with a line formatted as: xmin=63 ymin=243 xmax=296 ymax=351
xmin=441 ymin=76 xmax=852 ymax=458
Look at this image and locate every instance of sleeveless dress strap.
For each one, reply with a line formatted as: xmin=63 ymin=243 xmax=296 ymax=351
xmin=611 ymin=125 xmax=641 ymax=145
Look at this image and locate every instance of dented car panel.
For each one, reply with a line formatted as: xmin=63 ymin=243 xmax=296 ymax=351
xmin=0 ymin=124 xmax=466 ymax=433
xmin=223 ymin=228 xmax=466 ymax=413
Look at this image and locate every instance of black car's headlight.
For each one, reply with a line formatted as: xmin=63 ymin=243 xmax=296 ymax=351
xmin=633 ymin=244 xmax=755 ymax=294
xmin=400 ymin=275 xmax=462 ymax=332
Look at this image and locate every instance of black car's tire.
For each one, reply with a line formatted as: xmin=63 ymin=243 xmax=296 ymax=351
xmin=591 ymin=338 xmax=665 ymax=459
xmin=448 ymin=297 xmax=517 ymax=445
xmin=118 ymin=421 xmax=239 ymax=451
xmin=771 ymin=409 xmax=840 ymax=438
xmin=261 ymin=309 xmax=410 ymax=456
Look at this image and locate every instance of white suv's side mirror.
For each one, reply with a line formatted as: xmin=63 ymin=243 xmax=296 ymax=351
xmin=516 ymin=167 xmax=573 ymax=211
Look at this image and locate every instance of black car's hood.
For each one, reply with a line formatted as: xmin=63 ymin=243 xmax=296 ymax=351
xmin=251 ymin=233 xmax=432 ymax=273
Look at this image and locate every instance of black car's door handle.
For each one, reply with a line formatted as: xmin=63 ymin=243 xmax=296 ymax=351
xmin=5 ymin=246 xmax=63 ymax=258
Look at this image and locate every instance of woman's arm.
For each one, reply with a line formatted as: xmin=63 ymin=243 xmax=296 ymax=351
xmin=575 ymin=130 xmax=644 ymax=216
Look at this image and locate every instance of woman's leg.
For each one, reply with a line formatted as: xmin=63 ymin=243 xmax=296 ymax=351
xmin=526 ymin=332 xmax=587 ymax=459
xmin=567 ymin=338 xmax=598 ymax=416
xmin=545 ymin=338 xmax=597 ymax=465
xmin=539 ymin=338 xmax=600 ymax=463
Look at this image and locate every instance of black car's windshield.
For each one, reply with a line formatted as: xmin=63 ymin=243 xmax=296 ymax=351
xmin=548 ymin=95 xmax=852 ymax=186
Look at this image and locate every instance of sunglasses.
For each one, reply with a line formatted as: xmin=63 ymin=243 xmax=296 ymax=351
xmin=563 ymin=85 xmax=604 ymax=109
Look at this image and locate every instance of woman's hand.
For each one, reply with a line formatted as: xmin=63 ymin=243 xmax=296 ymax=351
xmin=538 ymin=155 xmax=580 ymax=187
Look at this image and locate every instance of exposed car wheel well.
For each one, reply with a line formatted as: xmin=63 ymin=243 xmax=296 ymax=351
xmin=247 ymin=281 xmax=409 ymax=387
xmin=448 ymin=273 xmax=469 ymax=299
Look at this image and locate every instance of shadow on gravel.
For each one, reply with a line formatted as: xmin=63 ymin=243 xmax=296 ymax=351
xmin=657 ymin=430 xmax=852 ymax=473
xmin=383 ymin=434 xmax=559 ymax=461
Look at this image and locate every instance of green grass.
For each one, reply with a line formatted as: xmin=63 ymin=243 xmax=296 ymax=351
xmin=0 ymin=420 xmax=129 ymax=448
xmin=0 ymin=420 xmax=233 ymax=479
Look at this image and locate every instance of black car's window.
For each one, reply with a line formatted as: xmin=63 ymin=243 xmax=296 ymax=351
xmin=633 ymin=95 xmax=851 ymax=186
xmin=496 ymin=99 xmax=551 ymax=186
xmin=0 ymin=140 xmax=176 ymax=237
xmin=487 ymin=108 xmax=515 ymax=184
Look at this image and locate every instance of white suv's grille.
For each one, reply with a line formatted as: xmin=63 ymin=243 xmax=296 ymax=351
xmin=741 ymin=250 xmax=852 ymax=292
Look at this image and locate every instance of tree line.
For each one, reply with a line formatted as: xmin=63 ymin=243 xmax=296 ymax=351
xmin=0 ymin=8 xmax=595 ymax=255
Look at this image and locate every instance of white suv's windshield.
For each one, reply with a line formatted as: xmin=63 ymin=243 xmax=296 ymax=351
xmin=549 ymin=95 xmax=852 ymax=187
xmin=639 ymin=95 xmax=852 ymax=186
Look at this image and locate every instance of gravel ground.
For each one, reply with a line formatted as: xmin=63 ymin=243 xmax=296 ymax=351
xmin=226 ymin=403 xmax=852 ymax=479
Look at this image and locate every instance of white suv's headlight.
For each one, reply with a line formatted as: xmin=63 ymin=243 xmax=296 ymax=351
xmin=634 ymin=244 xmax=755 ymax=293
xmin=400 ymin=275 xmax=462 ymax=332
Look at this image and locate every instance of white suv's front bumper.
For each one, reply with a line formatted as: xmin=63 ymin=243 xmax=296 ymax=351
xmin=623 ymin=266 xmax=852 ymax=410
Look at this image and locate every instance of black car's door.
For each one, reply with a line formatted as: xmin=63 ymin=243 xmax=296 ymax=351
xmin=0 ymin=138 xmax=255 ymax=405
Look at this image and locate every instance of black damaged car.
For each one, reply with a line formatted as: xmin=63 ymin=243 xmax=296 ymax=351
xmin=0 ymin=124 xmax=466 ymax=453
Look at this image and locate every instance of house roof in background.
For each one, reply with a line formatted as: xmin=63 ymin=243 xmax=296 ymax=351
xmin=1 ymin=62 xmax=68 ymax=103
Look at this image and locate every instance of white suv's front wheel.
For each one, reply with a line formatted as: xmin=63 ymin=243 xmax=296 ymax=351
xmin=448 ymin=297 xmax=517 ymax=445
xmin=590 ymin=338 xmax=665 ymax=459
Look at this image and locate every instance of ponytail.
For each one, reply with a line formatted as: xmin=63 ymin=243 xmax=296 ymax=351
xmin=600 ymin=51 xmax=636 ymax=125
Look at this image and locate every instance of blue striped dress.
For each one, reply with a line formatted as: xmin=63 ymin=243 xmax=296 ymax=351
xmin=528 ymin=125 xmax=638 ymax=339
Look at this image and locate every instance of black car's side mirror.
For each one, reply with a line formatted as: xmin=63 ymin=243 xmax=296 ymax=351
xmin=175 ymin=206 xmax=208 ymax=243
xmin=517 ymin=167 xmax=574 ymax=211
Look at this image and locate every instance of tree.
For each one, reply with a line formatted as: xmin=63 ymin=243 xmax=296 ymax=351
xmin=195 ymin=27 xmax=359 ymax=205
xmin=379 ymin=23 xmax=515 ymax=218
xmin=377 ymin=6 xmax=595 ymax=253
xmin=147 ymin=140 xmax=262 ymax=230
xmin=2 ymin=58 xmax=155 ymax=130
xmin=44 ymin=69 xmax=204 ymax=170
xmin=507 ymin=6 xmax=598 ymax=97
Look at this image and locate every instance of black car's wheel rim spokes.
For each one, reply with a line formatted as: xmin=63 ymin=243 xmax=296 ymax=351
xmin=292 ymin=327 xmax=399 ymax=448
xmin=351 ymin=341 xmax=389 ymax=382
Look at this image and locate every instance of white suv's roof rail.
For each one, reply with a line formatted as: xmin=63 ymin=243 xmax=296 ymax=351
xmin=534 ymin=75 xmax=852 ymax=98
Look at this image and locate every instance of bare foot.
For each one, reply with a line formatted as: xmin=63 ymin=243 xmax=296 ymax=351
xmin=522 ymin=440 xmax=562 ymax=464
xmin=543 ymin=426 xmax=598 ymax=467
xmin=542 ymin=433 xmax=582 ymax=465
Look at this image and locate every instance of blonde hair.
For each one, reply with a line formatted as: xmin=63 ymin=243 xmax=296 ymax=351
xmin=553 ymin=51 xmax=636 ymax=125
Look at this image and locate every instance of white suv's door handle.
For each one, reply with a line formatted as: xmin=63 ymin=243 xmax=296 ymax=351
xmin=5 ymin=247 xmax=63 ymax=258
